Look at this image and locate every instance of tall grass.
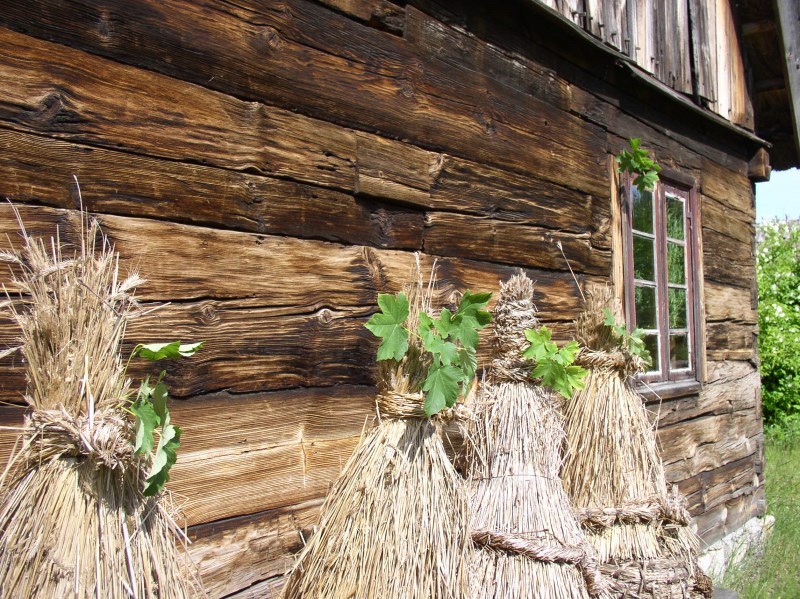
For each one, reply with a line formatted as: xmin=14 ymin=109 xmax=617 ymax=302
xmin=722 ymin=433 xmax=800 ymax=598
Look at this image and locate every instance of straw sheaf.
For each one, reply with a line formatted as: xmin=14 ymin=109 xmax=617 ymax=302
xmin=467 ymin=273 xmax=606 ymax=599
xmin=489 ymin=273 xmax=538 ymax=384
xmin=0 ymin=210 xmax=200 ymax=598
xmin=562 ymin=287 xmax=707 ymax=598
xmin=281 ymin=258 xmax=469 ymax=599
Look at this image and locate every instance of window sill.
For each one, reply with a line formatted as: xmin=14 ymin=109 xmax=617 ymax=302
xmin=637 ymin=378 xmax=702 ymax=402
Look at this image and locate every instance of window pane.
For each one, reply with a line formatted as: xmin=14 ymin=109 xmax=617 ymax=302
xmin=644 ymin=334 xmax=659 ymax=372
xmin=634 ymin=285 xmax=657 ymax=329
xmin=667 ymin=242 xmax=685 ymax=284
xmin=666 ymin=195 xmax=685 ymax=240
xmin=670 ymin=334 xmax=690 ymax=369
xmin=633 ymin=235 xmax=655 ymax=281
xmin=632 ymin=188 xmax=654 ymax=233
xmin=668 ymin=287 xmax=687 ymax=329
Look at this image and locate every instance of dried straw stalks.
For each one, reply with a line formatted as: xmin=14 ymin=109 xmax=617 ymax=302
xmin=561 ymin=286 xmax=711 ymax=598
xmin=467 ymin=273 xmax=606 ymax=599
xmin=0 ymin=210 xmax=200 ymax=598
xmin=280 ymin=263 xmax=468 ymax=599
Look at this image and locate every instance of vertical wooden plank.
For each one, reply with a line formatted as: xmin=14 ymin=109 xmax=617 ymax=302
xmin=714 ymin=0 xmax=732 ymax=121
xmin=689 ymin=0 xmax=717 ymax=104
xmin=775 ymin=0 xmax=800 ymax=161
xmin=584 ymin=0 xmax=603 ymax=37
xmin=602 ymin=0 xmax=626 ymax=51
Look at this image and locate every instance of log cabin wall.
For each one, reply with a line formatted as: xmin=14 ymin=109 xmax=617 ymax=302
xmin=0 ymin=0 xmax=764 ymax=595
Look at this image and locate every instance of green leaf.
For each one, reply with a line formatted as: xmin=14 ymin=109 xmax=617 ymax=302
xmin=135 ymin=341 xmax=204 ymax=361
xmin=365 ymin=292 xmax=410 ymax=361
xmin=143 ymin=417 xmax=182 ymax=497
xmin=522 ymin=326 xmax=556 ymax=361
xmin=603 ymin=307 xmax=616 ymax=327
xmin=151 ymin=380 xmax=169 ymax=422
xmin=131 ymin=400 xmax=159 ymax=455
xmin=423 ymin=363 xmax=462 ymax=416
xmin=558 ymin=340 xmax=581 ymax=365
xmin=433 ymin=308 xmax=455 ymax=339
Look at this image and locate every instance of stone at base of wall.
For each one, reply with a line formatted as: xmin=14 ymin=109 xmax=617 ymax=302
xmin=698 ymin=515 xmax=776 ymax=581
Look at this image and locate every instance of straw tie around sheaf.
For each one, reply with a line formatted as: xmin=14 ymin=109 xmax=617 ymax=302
xmin=573 ymin=347 xmax=648 ymax=377
xmin=576 ymin=491 xmax=692 ymax=531
xmin=376 ymin=391 xmax=472 ymax=422
xmin=471 ymin=528 xmax=607 ymax=596
xmin=21 ymin=408 xmax=135 ymax=472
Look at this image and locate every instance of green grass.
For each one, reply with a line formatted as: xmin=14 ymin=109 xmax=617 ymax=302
xmin=722 ymin=434 xmax=800 ymax=598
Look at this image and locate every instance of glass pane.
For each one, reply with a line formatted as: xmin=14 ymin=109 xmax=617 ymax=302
xmin=668 ymin=287 xmax=687 ymax=329
xmin=670 ymin=334 xmax=690 ymax=369
xmin=633 ymin=235 xmax=655 ymax=281
xmin=666 ymin=195 xmax=685 ymax=240
xmin=632 ymin=187 xmax=654 ymax=233
xmin=667 ymin=242 xmax=685 ymax=284
xmin=643 ymin=334 xmax=659 ymax=372
xmin=634 ymin=285 xmax=658 ymax=329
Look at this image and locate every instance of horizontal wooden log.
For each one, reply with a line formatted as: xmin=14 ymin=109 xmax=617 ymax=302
xmin=0 ymin=204 xmax=583 ymax=308
xmin=659 ymin=411 xmax=761 ymax=481
xmin=0 ymin=128 xmax=424 ymax=250
xmin=652 ymin=362 xmax=759 ymax=428
xmin=188 ymin=498 xmax=320 ymax=597
xmin=0 ymin=1 xmax=609 ymax=197
xmin=700 ymin=158 xmax=755 ymax=218
xmin=0 ymin=27 xmax=360 ymax=193
xmin=314 ymin=0 xmax=406 ymax=34
xmin=701 ymin=194 xmax=755 ymax=247
xmin=706 ymin=321 xmax=757 ymax=361
xmin=702 ymin=227 xmax=756 ymax=289
xmin=423 ymin=212 xmax=609 ymax=275
xmin=676 ymin=453 xmax=761 ymax=515
xmin=694 ymin=485 xmax=764 ymax=545
xmin=704 ymin=282 xmax=757 ymax=324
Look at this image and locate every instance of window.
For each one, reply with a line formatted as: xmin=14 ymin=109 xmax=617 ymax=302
xmin=622 ymin=174 xmax=700 ymax=383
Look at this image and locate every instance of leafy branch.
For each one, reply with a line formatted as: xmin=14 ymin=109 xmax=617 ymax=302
xmin=616 ymin=137 xmax=662 ymax=193
xmin=365 ymin=290 xmax=492 ymax=417
xmin=521 ymin=326 xmax=587 ymax=398
xmin=128 ymin=341 xmax=202 ymax=496
xmin=602 ymin=308 xmax=652 ymax=368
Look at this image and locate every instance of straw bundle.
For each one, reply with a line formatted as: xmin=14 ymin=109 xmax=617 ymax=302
xmin=561 ymin=285 xmax=711 ymax=598
xmin=467 ymin=273 xmax=605 ymax=599
xmin=280 ymin=264 xmax=469 ymax=599
xmin=0 ymin=212 xmax=199 ymax=598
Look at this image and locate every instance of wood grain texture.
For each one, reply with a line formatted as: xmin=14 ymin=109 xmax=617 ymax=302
xmin=0 ymin=128 xmax=424 ymax=250
xmin=188 ymin=498 xmax=319 ymax=597
xmin=0 ymin=0 xmax=610 ymax=197
xmin=0 ymin=27 xmax=361 ymax=193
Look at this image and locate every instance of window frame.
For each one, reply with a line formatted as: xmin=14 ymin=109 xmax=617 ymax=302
xmin=621 ymin=170 xmax=703 ymax=386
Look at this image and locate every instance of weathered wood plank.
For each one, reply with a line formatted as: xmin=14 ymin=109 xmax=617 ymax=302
xmin=0 ymin=1 xmax=609 ymax=197
xmin=188 ymin=499 xmax=319 ymax=597
xmin=658 ymin=411 xmax=761 ymax=481
xmin=0 ymin=128 xmax=424 ymax=250
xmin=651 ymin=361 xmax=759 ymax=428
xmin=430 ymin=155 xmax=604 ymax=230
xmin=694 ymin=487 xmax=764 ymax=546
xmin=313 ymin=0 xmax=406 ymax=35
xmin=174 ymin=434 xmax=360 ymax=526
xmin=700 ymin=157 xmax=755 ymax=217
xmin=704 ymin=282 xmax=757 ymax=324
xmin=423 ymin=212 xmax=610 ymax=275
xmin=0 ymin=27 xmax=360 ymax=193
xmin=701 ymin=194 xmax=755 ymax=247
xmin=0 ymin=204 xmax=586 ymax=310
xmin=706 ymin=321 xmax=756 ymax=361
xmin=702 ymin=227 xmax=755 ymax=289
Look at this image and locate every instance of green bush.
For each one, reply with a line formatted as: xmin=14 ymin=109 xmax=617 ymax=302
xmin=757 ymin=220 xmax=800 ymax=428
